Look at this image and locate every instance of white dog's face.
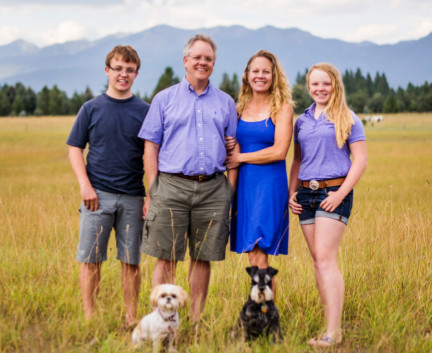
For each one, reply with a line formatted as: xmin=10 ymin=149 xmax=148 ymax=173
xmin=150 ymin=284 xmax=188 ymax=312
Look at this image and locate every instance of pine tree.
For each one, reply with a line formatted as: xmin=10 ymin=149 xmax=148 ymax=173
xmin=0 ymin=90 xmax=11 ymax=116
xmin=219 ymin=73 xmax=240 ymax=101
xmin=383 ymin=95 xmax=399 ymax=113
xmin=150 ymin=67 xmax=180 ymax=101
xmin=37 ymin=86 xmax=50 ymax=115
xmin=11 ymin=96 xmax=25 ymax=116
xmin=49 ymin=85 xmax=66 ymax=115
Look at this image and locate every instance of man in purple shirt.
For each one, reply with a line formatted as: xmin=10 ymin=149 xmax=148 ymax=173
xmin=138 ymin=34 xmax=237 ymax=322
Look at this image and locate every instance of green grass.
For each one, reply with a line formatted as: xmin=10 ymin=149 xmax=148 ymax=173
xmin=1 ymin=114 xmax=431 ymax=352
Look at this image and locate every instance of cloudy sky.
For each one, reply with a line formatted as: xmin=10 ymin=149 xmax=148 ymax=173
xmin=1 ymin=0 xmax=431 ymax=47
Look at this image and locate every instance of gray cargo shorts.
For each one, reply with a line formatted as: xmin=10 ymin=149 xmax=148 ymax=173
xmin=141 ymin=172 xmax=235 ymax=262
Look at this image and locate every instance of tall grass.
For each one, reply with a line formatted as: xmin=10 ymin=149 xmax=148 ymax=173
xmin=1 ymin=114 xmax=431 ymax=352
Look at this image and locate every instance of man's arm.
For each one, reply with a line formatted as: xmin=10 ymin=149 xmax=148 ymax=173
xmin=227 ymin=168 xmax=238 ymax=192
xmin=68 ymin=146 xmax=98 ymax=211
xmin=143 ymin=140 xmax=160 ymax=218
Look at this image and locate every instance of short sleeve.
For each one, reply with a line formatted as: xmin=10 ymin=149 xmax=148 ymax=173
xmin=137 ymin=93 xmax=164 ymax=145
xmin=225 ymin=98 xmax=238 ymax=137
xmin=348 ymin=112 xmax=366 ymax=144
xmin=66 ymin=104 xmax=90 ymax=148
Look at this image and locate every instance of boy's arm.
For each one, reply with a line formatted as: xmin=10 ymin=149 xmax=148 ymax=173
xmin=69 ymin=146 xmax=98 ymax=211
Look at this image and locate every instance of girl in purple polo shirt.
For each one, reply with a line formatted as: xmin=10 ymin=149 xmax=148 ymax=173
xmin=289 ymin=62 xmax=367 ymax=347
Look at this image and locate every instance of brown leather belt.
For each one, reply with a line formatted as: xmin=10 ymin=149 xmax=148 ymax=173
xmin=301 ymin=177 xmax=346 ymax=190
xmin=171 ymin=172 xmax=221 ymax=183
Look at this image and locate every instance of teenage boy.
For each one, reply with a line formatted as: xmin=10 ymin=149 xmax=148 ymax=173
xmin=67 ymin=45 xmax=149 ymax=327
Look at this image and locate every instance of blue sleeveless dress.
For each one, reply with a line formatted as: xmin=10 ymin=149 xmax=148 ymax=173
xmin=230 ymin=118 xmax=289 ymax=255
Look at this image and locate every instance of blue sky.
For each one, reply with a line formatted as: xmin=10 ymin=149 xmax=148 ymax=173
xmin=1 ymin=0 xmax=431 ymax=47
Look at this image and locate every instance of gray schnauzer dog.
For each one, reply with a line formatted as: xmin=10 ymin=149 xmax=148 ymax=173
xmin=236 ymin=266 xmax=282 ymax=343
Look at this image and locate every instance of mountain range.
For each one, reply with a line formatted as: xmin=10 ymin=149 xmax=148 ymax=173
xmin=0 ymin=25 xmax=431 ymax=97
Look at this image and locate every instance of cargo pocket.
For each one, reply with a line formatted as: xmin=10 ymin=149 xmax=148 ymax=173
xmin=142 ymin=209 xmax=157 ymax=238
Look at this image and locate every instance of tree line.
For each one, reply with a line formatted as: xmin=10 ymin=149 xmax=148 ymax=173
xmin=292 ymin=69 xmax=432 ymax=114
xmin=0 ymin=82 xmax=94 ymax=116
xmin=0 ymin=67 xmax=431 ymax=117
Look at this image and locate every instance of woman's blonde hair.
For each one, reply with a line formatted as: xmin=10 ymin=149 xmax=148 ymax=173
xmin=307 ymin=62 xmax=353 ymax=148
xmin=237 ymin=50 xmax=294 ymax=119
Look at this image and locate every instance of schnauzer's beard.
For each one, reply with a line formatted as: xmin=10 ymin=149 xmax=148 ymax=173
xmin=250 ymin=285 xmax=273 ymax=303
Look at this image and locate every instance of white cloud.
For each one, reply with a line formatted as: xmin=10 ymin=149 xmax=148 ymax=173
xmin=344 ymin=24 xmax=398 ymax=43
xmin=0 ymin=0 xmax=118 ymax=4
xmin=41 ymin=21 xmax=86 ymax=45
xmin=0 ymin=25 xmax=22 ymax=45
xmin=58 ymin=21 xmax=86 ymax=42
xmin=410 ymin=20 xmax=432 ymax=39
xmin=0 ymin=0 xmax=431 ymax=46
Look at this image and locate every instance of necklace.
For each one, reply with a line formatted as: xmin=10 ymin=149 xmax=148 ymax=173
xmin=258 ymin=110 xmax=269 ymax=118
xmin=256 ymin=104 xmax=270 ymax=118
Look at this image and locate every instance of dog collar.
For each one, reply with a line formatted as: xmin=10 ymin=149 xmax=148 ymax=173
xmin=157 ymin=308 xmax=176 ymax=322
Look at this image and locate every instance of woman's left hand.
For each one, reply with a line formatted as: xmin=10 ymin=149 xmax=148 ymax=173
xmin=319 ymin=191 xmax=345 ymax=213
xmin=226 ymin=143 xmax=242 ymax=170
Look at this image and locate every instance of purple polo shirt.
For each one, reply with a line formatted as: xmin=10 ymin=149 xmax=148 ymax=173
xmin=294 ymin=103 xmax=366 ymax=180
xmin=138 ymin=78 xmax=237 ymax=175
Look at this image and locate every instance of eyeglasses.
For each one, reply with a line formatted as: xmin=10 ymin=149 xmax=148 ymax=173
xmin=107 ymin=65 xmax=137 ymax=75
xmin=187 ymin=55 xmax=215 ymax=63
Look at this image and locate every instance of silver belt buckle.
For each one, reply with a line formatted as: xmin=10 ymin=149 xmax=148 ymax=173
xmin=309 ymin=180 xmax=319 ymax=190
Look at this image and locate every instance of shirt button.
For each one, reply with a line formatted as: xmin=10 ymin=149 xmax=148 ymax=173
xmin=198 ymin=124 xmax=201 ymax=127
xmin=200 ymin=152 xmax=203 ymax=155
xmin=199 ymin=138 xmax=203 ymax=141
xmin=200 ymin=167 xmax=204 ymax=171
xmin=197 ymin=110 xmax=201 ymax=113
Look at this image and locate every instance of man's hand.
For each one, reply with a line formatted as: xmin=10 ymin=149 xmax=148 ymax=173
xmin=142 ymin=196 xmax=151 ymax=219
xmin=225 ymin=136 xmax=237 ymax=152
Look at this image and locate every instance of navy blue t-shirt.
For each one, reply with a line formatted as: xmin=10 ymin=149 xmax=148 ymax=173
xmin=67 ymin=93 xmax=150 ymax=196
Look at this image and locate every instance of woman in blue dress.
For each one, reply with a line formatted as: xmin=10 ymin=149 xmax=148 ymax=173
xmin=226 ymin=50 xmax=294 ymax=293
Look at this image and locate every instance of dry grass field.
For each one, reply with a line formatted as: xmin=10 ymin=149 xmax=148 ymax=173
xmin=0 ymin=114 xmax=431 ymax=352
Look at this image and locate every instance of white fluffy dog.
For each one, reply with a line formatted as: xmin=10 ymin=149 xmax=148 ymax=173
xmin=132 ymin=284 xmax=188 ymax=352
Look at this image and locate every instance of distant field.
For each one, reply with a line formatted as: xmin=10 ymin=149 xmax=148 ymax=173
xmin=0 ymin=114 xmax=431 ymax=352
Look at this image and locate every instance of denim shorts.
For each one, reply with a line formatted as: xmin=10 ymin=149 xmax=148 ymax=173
xmin=296 ymin=185 xmax=353 ymax=225
xmin=76 ymin=189 xmax=144 ymax=265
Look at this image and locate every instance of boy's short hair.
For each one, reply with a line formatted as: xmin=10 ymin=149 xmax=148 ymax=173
xmin=105 ymin=45 xmax=141 ymax=71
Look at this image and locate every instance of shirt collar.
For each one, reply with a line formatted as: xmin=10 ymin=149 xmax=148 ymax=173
xmin=304 ymin=102 xmax=328 ymax=121
xmin=181 ymin=76 xmax=211 ymax=96
xmin=304 ymin=102 xmax=316 ymax=118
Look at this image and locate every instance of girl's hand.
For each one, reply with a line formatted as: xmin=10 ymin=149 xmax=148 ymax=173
xmin=288 ymin=191 xmax=302 ymax=214
xmin=320 ymin=191 xmax=344 ymax=212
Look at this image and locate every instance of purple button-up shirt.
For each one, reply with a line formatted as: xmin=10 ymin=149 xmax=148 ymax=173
xmin=138 ymin=78 xmax=238 ymax=175
xmin=294 ymin=103 xmax=366 ymax=180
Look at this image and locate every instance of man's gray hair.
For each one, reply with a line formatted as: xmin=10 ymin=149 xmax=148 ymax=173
xmin=183 ymin=34 xmax=217 ymax=59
